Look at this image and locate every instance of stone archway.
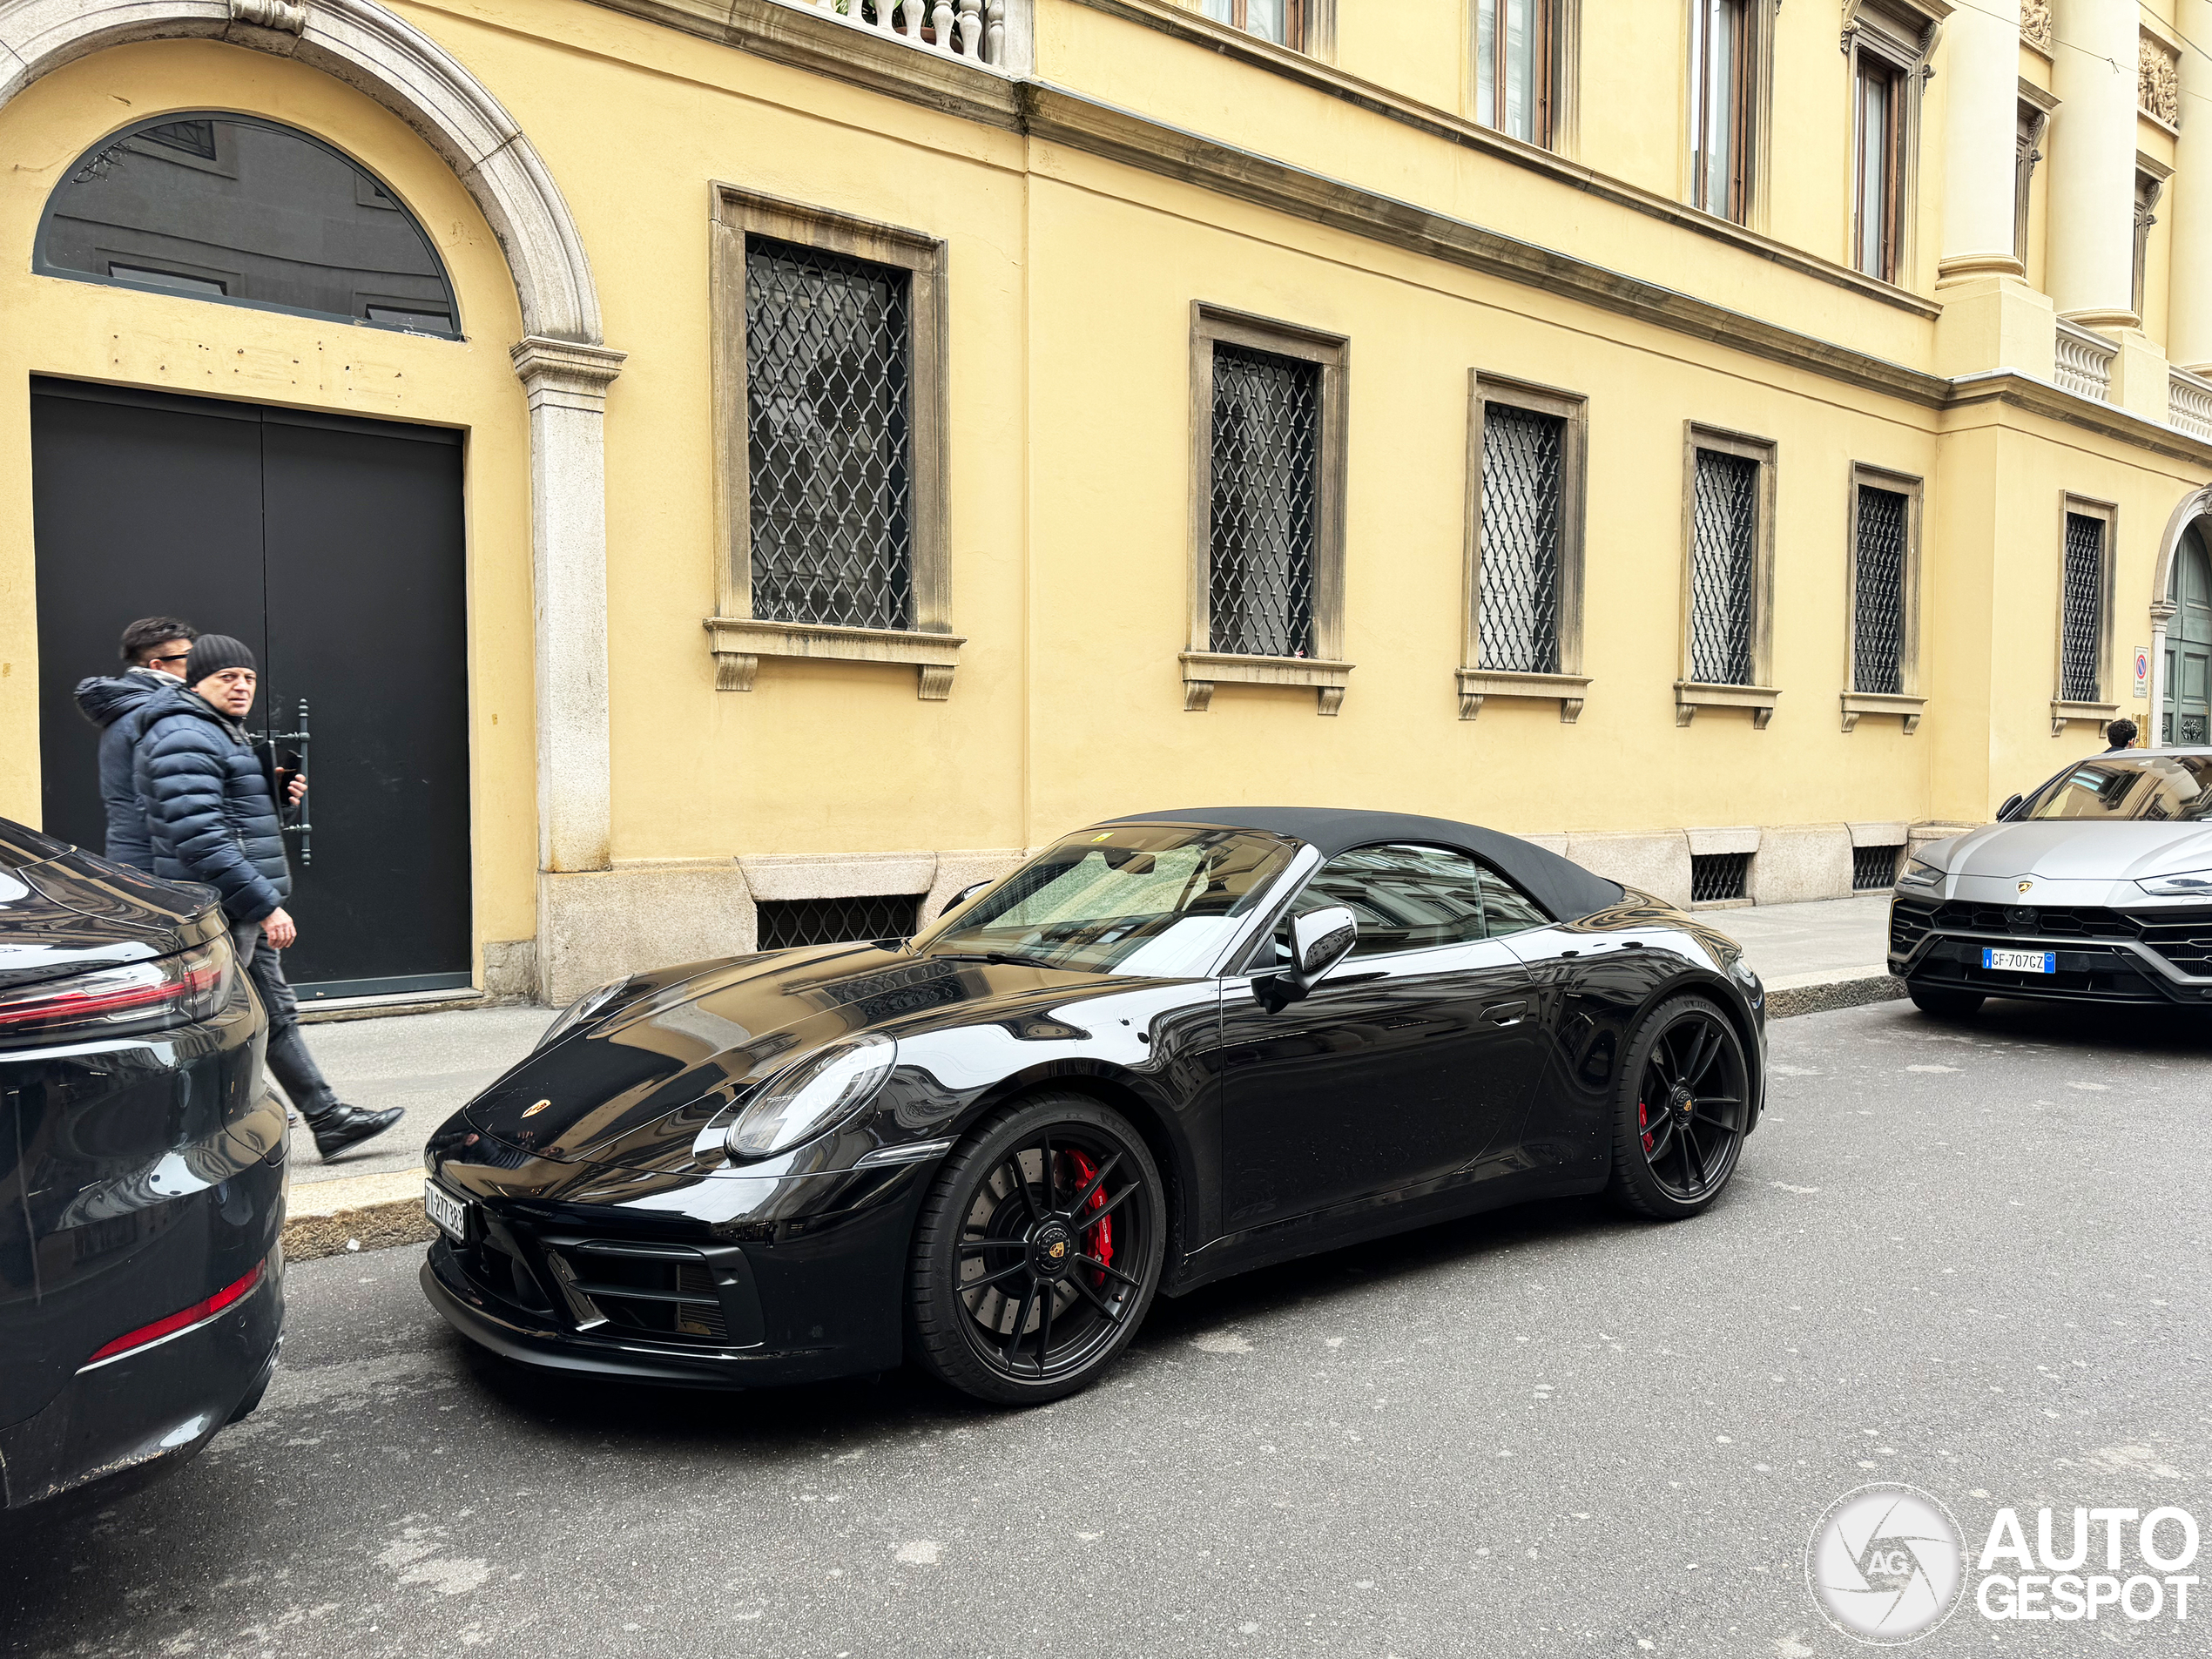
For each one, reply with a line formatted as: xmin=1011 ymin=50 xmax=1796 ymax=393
xmin=1 ymin=0 xmax=623 ymax=988
xmin=2150 ymin=484 xmax=2212 ymax=734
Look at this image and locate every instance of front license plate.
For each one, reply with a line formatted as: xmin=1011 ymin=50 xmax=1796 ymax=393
xmin=1982 ymin=947 xmax=2056 ymax=974
xmin=423 ymin=1180 xmax=470 ymax=1241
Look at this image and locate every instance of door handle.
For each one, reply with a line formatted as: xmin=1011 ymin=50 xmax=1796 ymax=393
xmin=269 ymin=697 xmax=314 ymax=867
xmin=1482 ymin=999 xmax=1530 ymax=1026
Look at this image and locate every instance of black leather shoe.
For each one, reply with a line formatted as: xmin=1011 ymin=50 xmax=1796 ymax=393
xmin=309 ymin=1103 xmax=405 ymax=1160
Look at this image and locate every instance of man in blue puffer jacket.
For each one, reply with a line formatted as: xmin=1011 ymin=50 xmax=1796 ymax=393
xmin=71 ymin=616 xmax=198 ymax=870
xmin=134 ymin=634 xmax=403 ymax=1161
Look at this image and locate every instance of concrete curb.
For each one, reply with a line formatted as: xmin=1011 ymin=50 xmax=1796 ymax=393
xmin=1764 ymin=968 xmax=1907 ymax=1020
xmin=282 ymin=1168 xmax=436 ymax=1262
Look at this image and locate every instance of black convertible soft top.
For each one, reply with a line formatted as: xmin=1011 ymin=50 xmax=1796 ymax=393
xmin=1102 ymin=806 xmax=1625 ymax=924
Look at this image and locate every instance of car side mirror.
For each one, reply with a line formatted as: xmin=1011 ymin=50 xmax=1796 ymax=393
xmin=1257 ymin=906 xmax=1359 ymax=1011
xmin=1997 ymin=793 xmax=2023 ymax=821
xmin=939 ymin=880 xmax=990 ymax=918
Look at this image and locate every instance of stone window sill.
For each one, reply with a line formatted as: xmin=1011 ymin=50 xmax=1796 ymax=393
xmin=1181 ymin=651 xmax=1353 ymax=715
xmin=1840 ymin=691 xmax=1926 ymax=734
xmin=1674 ymin=681 xmax=1780 ymax=728
xmin=2049 ymin=698 xmax=2118 ymax=737
xmin=705 ymin=617 xmax=966 ymax=698
xmin=1456 ymin=669 xmax=1591 ymax=723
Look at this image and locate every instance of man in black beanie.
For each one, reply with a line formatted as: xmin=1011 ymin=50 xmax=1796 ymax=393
xmin=132 ymin=635 xmax=403 ymax=1159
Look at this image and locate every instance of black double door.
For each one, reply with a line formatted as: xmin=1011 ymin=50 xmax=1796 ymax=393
xmin=31 ymin=378 xmax=470 ymax=999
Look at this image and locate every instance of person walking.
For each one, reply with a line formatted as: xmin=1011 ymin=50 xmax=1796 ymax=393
xmin=71 ymin=616 xmax=198 ymax=871
xmin=2104 ymin=718 xmax=2140 ymax=752
xmin=134 ymin=634 xmax=402 ymax=1160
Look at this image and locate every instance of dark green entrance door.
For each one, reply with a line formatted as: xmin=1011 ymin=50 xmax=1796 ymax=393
xmin=2167 ymin=529 xmax=2212 ymax=745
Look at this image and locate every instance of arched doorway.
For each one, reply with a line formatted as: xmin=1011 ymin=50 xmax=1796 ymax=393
xmin=32 ymin=113 xmax=471 ymax=997
xmin=2168 ymin=527 xmax=2212 ymax=745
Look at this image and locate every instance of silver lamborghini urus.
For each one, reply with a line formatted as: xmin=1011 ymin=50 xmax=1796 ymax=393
xmin=1890 ymin=750 xmax=2212 ymax=1014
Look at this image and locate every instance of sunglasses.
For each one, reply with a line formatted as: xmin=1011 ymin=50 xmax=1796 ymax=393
xmin=149 ymin=651 xmax=190 ymax=665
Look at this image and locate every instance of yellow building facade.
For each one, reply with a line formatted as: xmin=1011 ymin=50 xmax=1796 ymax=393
xmin=4 ymin=0 xmax=2211 ymax=1001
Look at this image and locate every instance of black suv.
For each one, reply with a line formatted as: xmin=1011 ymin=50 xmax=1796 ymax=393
xmin=0 ymin=816 xmax=284 ymax=1508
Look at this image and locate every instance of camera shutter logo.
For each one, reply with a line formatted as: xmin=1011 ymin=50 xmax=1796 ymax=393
xmin=1806 ymin=1484 xmax=1966 ymax=1644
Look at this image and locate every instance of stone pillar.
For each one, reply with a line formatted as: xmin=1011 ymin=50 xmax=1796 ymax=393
xmin=1938 ymin=0 xmax=2022 ymax=280
xmin=2170 ymin=0 xmax=2212 ymax=368
xmin=2047 ymin=0 xmax=2141 ymax=327
xmin=1932 ymin=0 xmax=2054 ymax=379
xmin=510 ymin=337 xmax=625 ymax=876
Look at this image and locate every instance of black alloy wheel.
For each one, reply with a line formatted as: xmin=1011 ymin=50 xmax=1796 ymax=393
xmin=909 ymin=1093 xmax=1165 ymax=1406
xmin=1608 ymin=996 xmax=1750 ymax=1220
xmin=1907 ymin=982 xmax=1985 ymax=1018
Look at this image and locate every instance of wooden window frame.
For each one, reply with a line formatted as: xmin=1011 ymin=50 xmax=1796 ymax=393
xmin=1676 ymin=422 xmax=1779 ymax=727
xmin=705 ymin=183 xmax=961 ymax=699
xmin=2014 ymin=84 xmax=2056 ymax=269
xmin=1840 ymin=463 xmax=1925 ymax=734
xmin=1194 ymin=0 xmax=1330 ymax=57
xmin=1473 ymin=0 xmax=1580 ymax=153
xmin=1685 ymin=0 xmax=1774 ymax=229
xmin=1843 ymin=1 xmax=1938 ymax=287
xmin=1460 ymin=372 xmax=1589 ymax=723
xmin=2133 ymin=158 xmax=2169 ymax=325
xmin=1183 ymin=303 xmax=1351 ymax=715
xmin=2052 ymin=494 xmax=2119 ymax=735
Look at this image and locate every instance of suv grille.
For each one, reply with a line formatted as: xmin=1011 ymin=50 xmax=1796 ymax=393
xmin=1891 ymin=898 xmax=2212 ymax=977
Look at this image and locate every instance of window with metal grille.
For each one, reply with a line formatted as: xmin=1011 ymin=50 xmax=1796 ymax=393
xmin=1852 ymin=485 xmax=1908 ymax=694
xmin=756 ymin=894 xmax=921 ymax=951
xmin=2060 ymin=512 xmax=2105 ymax=703
xmin=1690 ymin=852 xmax=1751 ymax=903
xmin=1478 ymin=403 xmax=1563 ymax=674
xmin=745 ymin=234 xmax=914 ymax=632
xmin=1689 ymin=449 xmax=1758 ymax=685
xmin=1209 ymin=343 xmax=1319 ymax=658
xmin=1852 ymin=844 xmax=1901 ymax=892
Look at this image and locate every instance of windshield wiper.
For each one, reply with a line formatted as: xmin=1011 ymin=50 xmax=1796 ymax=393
xmin=929 ymin=950 xmax=1061 ymax=969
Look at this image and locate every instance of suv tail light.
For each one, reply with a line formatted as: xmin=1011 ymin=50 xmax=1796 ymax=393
xmin=0 ymin=934 xmax=237 ymax=1042
xmin=80 ymin=1261 xmax=266 ymax=1371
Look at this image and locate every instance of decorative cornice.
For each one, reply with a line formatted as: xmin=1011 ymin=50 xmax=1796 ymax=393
xmin=510 ymin=337 xmax=627 ymax=403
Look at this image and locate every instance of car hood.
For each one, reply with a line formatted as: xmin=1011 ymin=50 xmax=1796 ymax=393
xmin=462 ymin=945 xmax=1131 ymax=1170
xmin=1927 ymin=820 xmax=2212 ymax=882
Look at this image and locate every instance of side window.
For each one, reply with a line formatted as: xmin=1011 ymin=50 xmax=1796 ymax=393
xmin=1476 ymin=865 xmax=1549 ymax=936
xmin=1269 ymin=844 xmax=1487 ymax=964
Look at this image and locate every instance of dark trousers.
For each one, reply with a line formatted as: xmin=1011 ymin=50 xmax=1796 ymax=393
xmin=230 ymin=921 xmax=341 ymax=1120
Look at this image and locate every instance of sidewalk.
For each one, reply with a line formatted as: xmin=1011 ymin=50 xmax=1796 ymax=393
xmin=280 ymin=894 xmax=1896 ymax=1254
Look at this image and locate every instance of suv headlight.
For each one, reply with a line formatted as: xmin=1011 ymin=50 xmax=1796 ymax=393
xmin=1895 ymin=858 xmax=1945 ymax=892
xmin=2136 ymin=869 xmax=2212 ymax=898
xmin=727 ymin=1034 xmax=897 ymax=1161
xmin=536 ymin=977 xmax=629 ymax=1051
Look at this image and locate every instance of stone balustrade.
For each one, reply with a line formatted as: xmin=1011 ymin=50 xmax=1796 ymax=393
xmin=2054 ymin=320 xmax=2117 ymax=401
xmin=795 ymin=0 xmax=1009 ymax=67
xmin=2172 ymin=368 xmax=2212 ymax=442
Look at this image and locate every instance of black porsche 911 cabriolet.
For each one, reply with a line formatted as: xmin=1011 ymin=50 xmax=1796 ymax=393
xmin=421 ymin=808 xmax=1765 ymax=1404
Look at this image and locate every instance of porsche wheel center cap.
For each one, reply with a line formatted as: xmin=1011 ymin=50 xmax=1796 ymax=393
xmin=1669 ymin=1085 xmax=1695 ymax=1123
xmin=1029 ymin=1223 xmax=1075 ymax=1279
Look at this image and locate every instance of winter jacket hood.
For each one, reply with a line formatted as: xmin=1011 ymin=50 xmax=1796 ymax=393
xmin=132 ymin=684 xmax=291 ymax=922
xmin=73 ymin=667 xmax=176 ymax=871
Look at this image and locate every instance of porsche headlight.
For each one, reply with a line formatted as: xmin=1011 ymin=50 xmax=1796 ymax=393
xmin=2137 ymin=868 xmax=2212 ymax=898
xmin=536 ymin=977 xmax=628 ymax=1052
xmin=727 ymin=1034 xmax=897 ymax=1162
xmin=1895 ymin=858 xmax=1945 ymax=892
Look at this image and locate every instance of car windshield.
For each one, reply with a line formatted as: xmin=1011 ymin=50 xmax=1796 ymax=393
xmin=2021 ymin=755 xmax=2212 ymax=822
xmin=914 ymin=825 xmax=1297 ymax=976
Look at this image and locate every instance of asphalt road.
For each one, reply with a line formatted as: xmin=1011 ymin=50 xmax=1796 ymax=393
xmin=7 ymin=996 xmax=2209 ymax=1658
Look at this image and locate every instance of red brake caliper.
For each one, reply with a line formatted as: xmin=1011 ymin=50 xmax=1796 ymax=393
xmin=1638 ymin=1099 xmax=1655 ymax=1155
xmin=1066 ymin=1150 xmax=1113 ymax=1285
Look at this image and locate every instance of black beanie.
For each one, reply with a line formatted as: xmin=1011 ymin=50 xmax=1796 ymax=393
xmin=185 ymin=634 xmax=256 ymax=685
